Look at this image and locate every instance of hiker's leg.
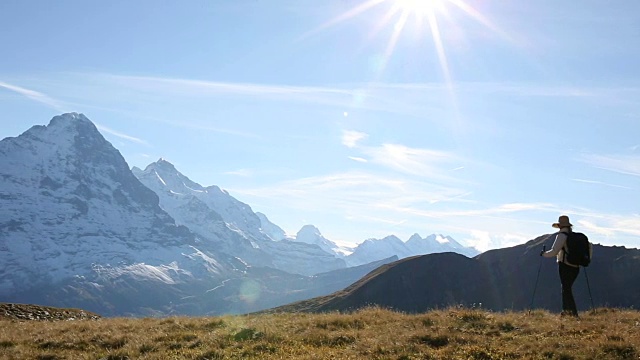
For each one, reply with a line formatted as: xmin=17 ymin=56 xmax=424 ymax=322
xmin=559 ymin=262 xmax=579 ymax=316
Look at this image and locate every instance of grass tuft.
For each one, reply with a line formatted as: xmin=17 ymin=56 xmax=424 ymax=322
xmin=0 ymin=340 xmax=15 ymax=348
xmin=233 ymin=328 xmax=264 ymax=341
xmin=601 ymin=343 xmax=636 ymax=359
xmin=411 ymin=334 xmax=450 ymax=348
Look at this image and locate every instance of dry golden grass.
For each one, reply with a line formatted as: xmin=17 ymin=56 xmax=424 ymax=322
xmin=0 ymin=307 xmax=639 ymax=359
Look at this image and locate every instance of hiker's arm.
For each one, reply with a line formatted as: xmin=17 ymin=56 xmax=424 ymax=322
xmin=542 ymin=233 xmax=565 ymax=258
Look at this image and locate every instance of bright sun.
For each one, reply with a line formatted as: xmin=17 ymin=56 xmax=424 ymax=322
xmin=394 ymin=0 xmax=445 ymax=15
xmin=303 ymin=0 xmax=503 ymax=85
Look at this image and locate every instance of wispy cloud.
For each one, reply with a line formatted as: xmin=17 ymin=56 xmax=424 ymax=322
xmin=340 ymin=128 xmax=469 ymax=183
xmin=95 ymin=124 xmax=149 ymax=145
xmin=576 ymin=215 xmax=640 ymax=240
xmin=571 ymin=178 xmax=633 ymax=190
xmin=580 ymin=153 xmax=640 ymax=177
xmin=229 ymin=170 xmax=470 ymax=213
xmin=230 ymin=173 xmax=560 ymax=227
xmin=10 ymin=73 xmax=639 ymax=125
xmin=378 ymin=201 xmax=558 ymax=220
xmin=87 ymin=73 xmax=361 ymax=110
xmin=342 ymin=130 xmax=368 ymax=148
xmin=362 ymin=143 xmax=464 ymax=181
xmin=374 ymin=82 xmax=640 ymax=98
xmin=462 ymin=230 xmax=530 ymax=252
xmin=0 ymin=80 xmax=67 ymax=111
xmin=348 ymin=156 xmax=368 ymax=163
xmin=223 ymin=169 xmax=254 ymax=177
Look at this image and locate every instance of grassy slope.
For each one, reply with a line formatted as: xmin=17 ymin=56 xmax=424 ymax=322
xmin=0 ymin=307 xmax=638 ymax=359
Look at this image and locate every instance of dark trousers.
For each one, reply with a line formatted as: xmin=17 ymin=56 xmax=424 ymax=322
xmin=559 ymin=262 xmax=580 ymax=315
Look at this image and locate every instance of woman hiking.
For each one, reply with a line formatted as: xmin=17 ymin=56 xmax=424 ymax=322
xmin=541 ymin=215 xmax=592 ymax=317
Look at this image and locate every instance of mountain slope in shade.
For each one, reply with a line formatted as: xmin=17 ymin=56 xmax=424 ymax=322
xmin=0 ymin=113 xmax=233 ymax=296
xmin=273 ymin=253 xmax=489 ymax=313
xmin=133 ymin=159 xmax=346 ymax=276
xmin=272 ymin=236 xmax=640 ymax=313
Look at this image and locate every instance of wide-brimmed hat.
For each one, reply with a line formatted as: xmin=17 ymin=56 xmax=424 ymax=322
xmin=552 ymin=215 xmax=573 ymax=228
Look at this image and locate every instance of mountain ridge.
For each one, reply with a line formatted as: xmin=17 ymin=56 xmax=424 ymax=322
xmin=345 ymin=233 xmax=479 ymax=266
xmin=133 ymin=158 xmax=347 ymax=276
xmin=270 ymin=236 xmax=640 ymax=313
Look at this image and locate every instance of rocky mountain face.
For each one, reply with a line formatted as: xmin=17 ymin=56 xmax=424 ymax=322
xmin=0 ymin=113 xmax=230 ymax=294
xmin=132 ymin=159 xmax=346 ymax=276
xmin=273 ymin=236 xmax=640 ymax=313
xmin=0 ymin=113 xmax=265 ymax=314
xmin=345 ymin=233 xmax=479 ymax=266
xmin=0 ymin=113 xmax=352 ymax=316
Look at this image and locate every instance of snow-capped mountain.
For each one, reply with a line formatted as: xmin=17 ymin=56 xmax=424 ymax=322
xmin=0 ymin=113 xmax=478 ymax=316
xmin=294 ymin=225 xmax=344 ymax=256
xmin=0 ymin=113 xmax=231 ymax=296
xmin=346 ymin=235 xmax=414 ymax=266
xmin=407 ymin=234 xmax=477 ymax=257
xmin=133 ymin=159 xmax=346 ymax=275
xmin=132 ymin=159 xmax=265 ymax=241
xmin=345 ymin=233 xmax=479 ymax=266
xmin=256 ymin=212 xmax=286 ymax=241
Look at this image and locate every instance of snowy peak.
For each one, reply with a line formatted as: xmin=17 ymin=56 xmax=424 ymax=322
xmin=0 ymin=113 xmax=207 ymax=294
xmin=150 ymin=158 xmax=179 ymax=173
xmin=370 ymin=235 xmax=403 ymax=246
xmin=256 ymin=212 xmax=286 ymax=241
xmin=3 ymin=112 xmax=106 ymax=158
xmin=346 ymin=233 xmax=479 ymax=267
xmin=294 ymin=225 xmax=342 ymax=256
xmin=49 ymin=112 xmax=93 ymax=128
xmin=408 ymin=233 xmax=422 ymax=243
xmin=345 ymin=235 xmax=412 ymax=266
xmin=297 ymin=224 xmax=322 ymax=239
xmin=141 ymin=158 xmax=205 ymax=194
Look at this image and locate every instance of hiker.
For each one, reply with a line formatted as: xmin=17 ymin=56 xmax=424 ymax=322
xmin=541 ymin=215 xmax=592 ymax=317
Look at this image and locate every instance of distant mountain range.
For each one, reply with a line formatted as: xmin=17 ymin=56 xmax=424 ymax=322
xmin=0 ymin=113 xmax=479 ymax=316
xmin=131 ymin=158 xmax=478 ymax=269
xmin=132 ymin=159 xmax=345 ymax=276
xmin=272 ymin=235 xmax=640 ymax=313
xmin=345 ymin=233 xmax=478 ymax=266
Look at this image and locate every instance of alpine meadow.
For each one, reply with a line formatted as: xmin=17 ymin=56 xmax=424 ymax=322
xmin=1 ymin=1 xmax=640 ymax=359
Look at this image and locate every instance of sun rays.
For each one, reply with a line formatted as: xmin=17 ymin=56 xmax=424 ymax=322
xmin=302 ymin=0 xmax=505 ymax=84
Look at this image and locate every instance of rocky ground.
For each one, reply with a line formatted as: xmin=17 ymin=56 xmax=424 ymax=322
xmin=0 ymin=303 xmax=101 ymax=321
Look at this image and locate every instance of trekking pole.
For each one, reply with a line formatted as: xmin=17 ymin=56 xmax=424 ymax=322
xmin=584 ymin=267 xmax=595 ymax=310
xmin=529 ymin=245 xmax=546 ymax=312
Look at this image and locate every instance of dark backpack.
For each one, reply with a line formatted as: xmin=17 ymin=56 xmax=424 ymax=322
xmin=562 ymin=232 xmax=591 ymax=267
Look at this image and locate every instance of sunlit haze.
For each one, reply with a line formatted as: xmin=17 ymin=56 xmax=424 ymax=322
xmin=1 ymin=1 xmax=639 ymax=251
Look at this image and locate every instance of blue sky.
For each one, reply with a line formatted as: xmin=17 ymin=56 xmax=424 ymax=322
xmin=1 ymin=0 xmax=639 ymax=251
